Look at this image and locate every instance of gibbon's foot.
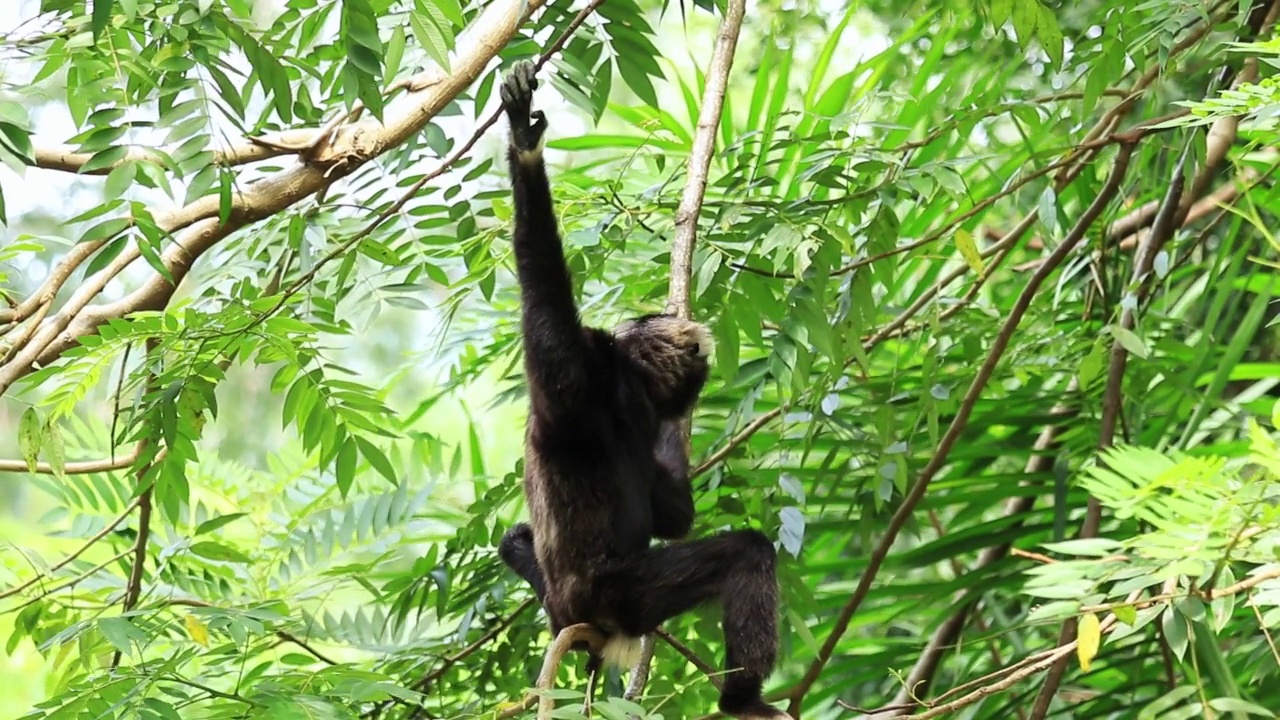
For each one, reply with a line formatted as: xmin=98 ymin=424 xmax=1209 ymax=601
xmin=501 ymin=60 xmax=547 ymax=154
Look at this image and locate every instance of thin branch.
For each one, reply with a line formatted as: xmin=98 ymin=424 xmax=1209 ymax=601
xmin=665 ymin=0 xmax=746 ymax=318
xmin=643 ymin=0 xmax=745 ymax=707
xmin=0 ymin=240 xmax=103 ymax=325
xmin=0 ymin=448 xmax=145 ymax=475
xmin=274 ymin=630 xmax=340 ymax=665
xmin=656 ymin=629 xmax=723 ymax=690
xmin=1029 ymin=143 xmax=1192 ymax=720
xmin=110 ymin=341 xmax=159 ymax=670
xmin=625 ymin=634 xmax=659 ymax=699
xmin=866 ymin=383 xmax=1079 ymax=718
xmin=786 ymin=143 xmax=1136 ymax=716
xmin=3 ymin=548 xmax=132 ymax=612
xmin=0 ymin=470 xmax=146 ymax=601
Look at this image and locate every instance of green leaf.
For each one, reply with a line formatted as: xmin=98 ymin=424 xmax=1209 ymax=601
xmin=98 ymin=617 xmax=146 ymax=653
xmin=1041 ymin=538 xmax=1123 ymax=557
xmin=1109 ymin=325 xmax=1149 ymax=359
xmin=44 ymin=419 xmax=65 ymax=480
xmin=1113 ymin=604 xmax=1138 ymax=625
xmin=1035 ymin=4 xmax=1064 ymax=67
xmin=336 ymin=437 xmax=357 ymax=497
xmin=190 ymin=541 xmax=252 ymax=564
xmin=1010 ymin=0 xmax=1038 ymax=46
xmin=356 ymin=437 xmax=397 ymax=483
xmin=990 ymin=0 xmax=1013 ymax=26
xmin=18 ymin=407 xmax=42 ymax=473
xmin=194 ymin=513 xmax=247 ymax=536
xmin=92 ymin=0 xmax=114 ymax=39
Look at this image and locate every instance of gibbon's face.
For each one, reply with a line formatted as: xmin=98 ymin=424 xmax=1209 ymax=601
xmin=614 ymin=313 xmax=714 ymax=417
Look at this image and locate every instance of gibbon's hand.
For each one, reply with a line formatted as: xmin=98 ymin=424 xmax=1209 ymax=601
xmin=501 ymin=60 xmax=548 ymax=153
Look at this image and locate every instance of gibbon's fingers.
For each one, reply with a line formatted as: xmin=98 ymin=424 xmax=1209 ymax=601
xmin=536 ymin=623 xmax=606 ymax=720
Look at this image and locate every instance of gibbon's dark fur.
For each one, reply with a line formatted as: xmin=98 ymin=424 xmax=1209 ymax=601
xmin=495 ymin=60 xmax=787 ymax=720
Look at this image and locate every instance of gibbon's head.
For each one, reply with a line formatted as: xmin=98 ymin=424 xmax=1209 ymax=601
xmin=614 ymin=313 xmax=714 ymax=419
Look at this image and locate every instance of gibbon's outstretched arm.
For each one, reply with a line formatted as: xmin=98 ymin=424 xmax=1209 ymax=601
xmin=502 ymin=61 xmax=592 ymax=418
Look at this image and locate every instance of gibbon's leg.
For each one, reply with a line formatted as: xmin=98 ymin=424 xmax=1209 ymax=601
xmin=501 ymin=61 xmax=597 ymax=420
xmin=599 ymin=530 xmax=788 ymax=720
xmin=500 ymin=523 xmax=608 ymax=672
xmin=650 ymin=421 xmax=695 ymax=540
xmin=498 ymin=523 xmax=547 ymax=603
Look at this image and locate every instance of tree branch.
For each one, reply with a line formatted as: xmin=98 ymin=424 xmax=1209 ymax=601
xmin=0 ymin=0 xmax=548 ymax=395
xmin=786 ymin=142 xmax=1136 ymax=717
xmin=0 ymin=450 xmax=149 ymax=601
xmin=29 ymin=139 xmax=304 ymax=176
xmin=665 ymin=0 xmax=745 ymax=318
xmin=862 ymin=382 xmax=1079 ymax=719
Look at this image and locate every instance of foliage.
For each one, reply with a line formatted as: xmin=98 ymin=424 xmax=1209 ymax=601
xmin=3 ymin=0 xmax=1280 ymax=719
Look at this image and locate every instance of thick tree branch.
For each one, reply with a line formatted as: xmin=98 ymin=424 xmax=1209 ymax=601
xmin=30 ymin=139 xmax=306 ymax=175
xmin=0 ymin=0 xmax=547 ymax=396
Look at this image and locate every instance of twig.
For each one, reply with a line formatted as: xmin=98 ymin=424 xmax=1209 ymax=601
xmin=692 ymin=408 xmax=783 ymax=477
xmin=785 ymin=143 xmax=1136 ymax=717
xmin=413 ymin=599 xmax=534 ymax=691
xmin=381 ymin=602 xmax=537 ymax=720
xmin=3 ymin=548 xmax=132 ymax=612
xmin=656 ymin=629 xmax=723 ymax=690
xmin=0 ymin=475 xmax=146 ymax=600
xmin=274 ymin=630 xmax=340 ymax=665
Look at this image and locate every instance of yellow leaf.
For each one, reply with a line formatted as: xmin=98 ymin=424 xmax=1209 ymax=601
xmin=184 ymin=614 xmax=210 ymax=647
xmin=1077 ymin=611 xmax=1101 ymax=672
xmin=955 ymin=229 xmax=985 ymax=278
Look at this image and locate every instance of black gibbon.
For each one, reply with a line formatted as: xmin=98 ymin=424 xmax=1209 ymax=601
xmin=495 ymin=60 xmax=788 ymax=720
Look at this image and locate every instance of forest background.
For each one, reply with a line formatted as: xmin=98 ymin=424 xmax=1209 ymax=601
xmin=2 ymin=0 xmax=1280 ymax=719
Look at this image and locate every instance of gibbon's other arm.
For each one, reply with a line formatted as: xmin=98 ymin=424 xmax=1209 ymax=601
xmin=501 ymin=61 xmax=593 ymax=418
xmin=497 ymin=523 xmax=547 ymax=602
xmin=650 ymin=421 xmax=695 ymax=540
